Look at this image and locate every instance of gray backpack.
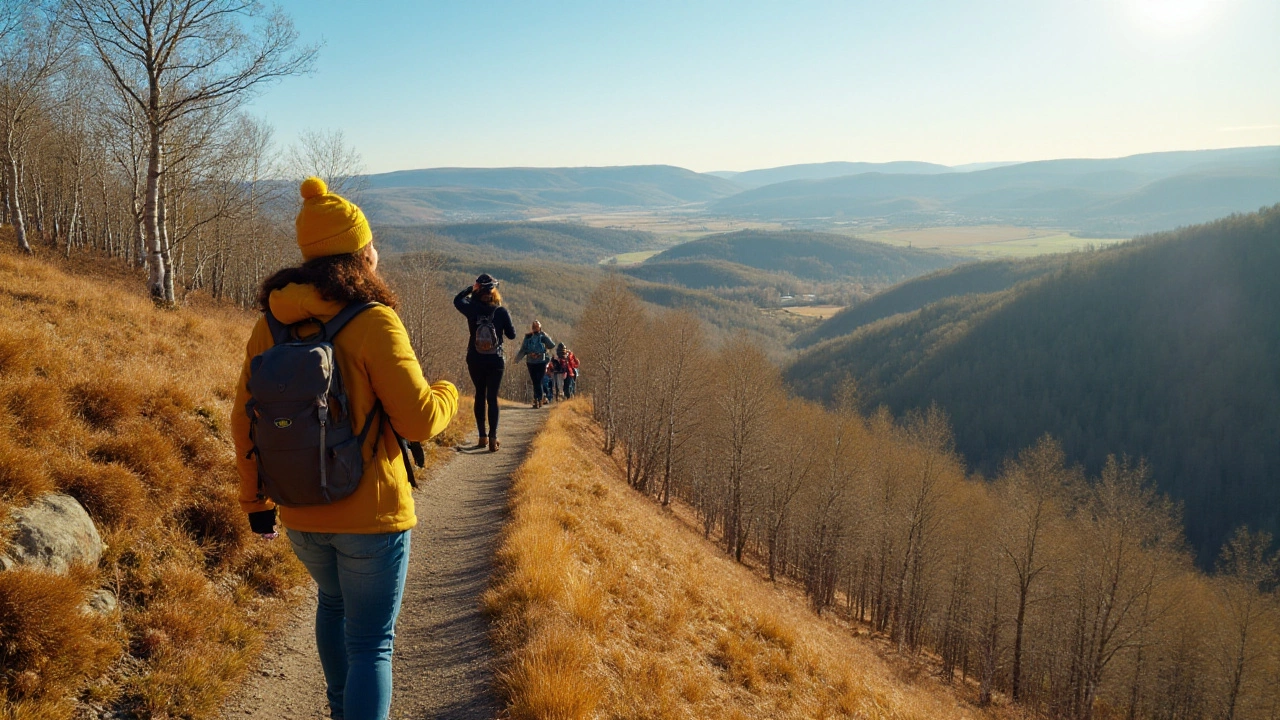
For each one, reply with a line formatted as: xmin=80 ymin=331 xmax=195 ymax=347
xmin=245 ymin=302 xmax=412 ymax=507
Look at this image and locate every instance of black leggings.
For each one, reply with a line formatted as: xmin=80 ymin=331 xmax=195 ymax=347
xmin=468 ymin=361 xmax=504 ymax=437
xmin=526 ymin=362 xmax=547 ymax=402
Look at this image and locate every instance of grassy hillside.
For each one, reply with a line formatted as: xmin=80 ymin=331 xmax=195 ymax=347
xmin=0 ymin=245 xmax=466 ymax=718
xmin=785 ymin=205 xmax=1280 ymax=564
xmin=711 ymin=146 xmax=1280 ymax=234
xmin=376 ymin=221 xmax=659 ymax=265
xmin=360 ymin=165 xmax=740 ymax=223
xmin=649 ymin=229 xmax=962 ymax=284
xmin=0 ymin=246 xmax=302 ymax=717
xmin=485 ymin=401 xmax=1004 ymax=720
xmin=792 ymin=254 xmax=1070 ymax=348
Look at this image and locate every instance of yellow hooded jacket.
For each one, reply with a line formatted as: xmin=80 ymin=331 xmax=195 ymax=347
xmin=232 ymin=283 xmax=459 ymax=534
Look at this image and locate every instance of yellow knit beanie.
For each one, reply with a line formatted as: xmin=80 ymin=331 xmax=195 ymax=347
xmin=295 ymin=177 xmax=372 ymax=260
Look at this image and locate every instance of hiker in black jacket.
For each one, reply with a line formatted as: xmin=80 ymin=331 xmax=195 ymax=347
xmin=454 ymin=274 xmax=515 ymax=451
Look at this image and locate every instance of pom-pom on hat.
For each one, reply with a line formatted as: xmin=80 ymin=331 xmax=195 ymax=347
xmin=295 ymin=176 xmax=372 ymax=260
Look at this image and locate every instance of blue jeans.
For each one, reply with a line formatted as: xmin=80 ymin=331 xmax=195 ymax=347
xmin=286 ymin=529 xmax=411 ymax=720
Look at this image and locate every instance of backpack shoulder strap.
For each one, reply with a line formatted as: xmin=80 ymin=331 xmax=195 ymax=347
xmin=263 ymin=309 xmax=290 ymax=345
xmin=324 ymin=302 xmax=382 ymax=340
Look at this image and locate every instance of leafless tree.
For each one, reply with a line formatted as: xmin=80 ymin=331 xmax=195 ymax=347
xmin=65 ymin=0 xmax=316 ymax=303
xmin=284 ymin=127 xmax=367 ymax=201
xmin=0 ymin=2 xmax=68 ymax=253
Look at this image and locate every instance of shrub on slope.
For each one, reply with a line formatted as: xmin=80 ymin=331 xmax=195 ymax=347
xmin=484 ymin=400 xmax=997 ymax=720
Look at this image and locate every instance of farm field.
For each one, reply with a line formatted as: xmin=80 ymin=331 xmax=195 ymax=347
xmin=600 ymin=250 xmax=663 ymax=265
xmin=858 ymin=224 xmax=1130 ymax=257
xmin=782 ymin=304 xmax=845 ymax=320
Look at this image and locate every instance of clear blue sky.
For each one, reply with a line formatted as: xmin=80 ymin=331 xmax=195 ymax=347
xmin=246 ymin=0 xmax=1280 ymax=174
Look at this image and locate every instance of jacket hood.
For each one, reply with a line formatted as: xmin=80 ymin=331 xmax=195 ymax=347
xmin=268 ymin=283 xmax=344 ymax=325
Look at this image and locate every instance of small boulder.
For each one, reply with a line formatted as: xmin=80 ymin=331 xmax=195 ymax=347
xmin=85 ymin=588 xmax=118 ymax=615
xmin=0 ymin=493 xmax=104 ymax=574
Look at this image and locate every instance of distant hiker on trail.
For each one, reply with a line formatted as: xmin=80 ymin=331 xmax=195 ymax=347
xmin=542 ymin=355 xmax=556 ymax=404
xmin=454 ymin=273 xmax=516 ymax=451
xmin=548 ymin=343 xmax=571 ymax=401
xmin=233 ymin=177 xmax=459 ymax=720
xmin=514 ymin=320 xmax=556 ymax=408
xmin=562 ymin=345 xmax=580 ymax=398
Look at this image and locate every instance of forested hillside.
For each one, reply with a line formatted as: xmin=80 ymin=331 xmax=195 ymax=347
xmin=786 ymin=205 xmax=1280 ymax=563
xmin=649 ymin=229 xmax=961 ymax=284
xmin=792 ymin=254 xmax=1070 ymax=348
xmin=387 ymin=251 xmax=799 ymax=358
xmin=376 ymin=222 xmax=657 ymax=264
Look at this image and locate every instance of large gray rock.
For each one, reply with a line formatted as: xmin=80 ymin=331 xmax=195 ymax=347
xmin=0 ymin=493 xmax=104 ymax=574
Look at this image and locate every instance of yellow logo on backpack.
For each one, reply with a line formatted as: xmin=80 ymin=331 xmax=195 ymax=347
xmin=274 ymin=418 xmax=292 ymax=429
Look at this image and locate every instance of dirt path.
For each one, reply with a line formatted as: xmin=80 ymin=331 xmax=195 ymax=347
xmin=222 ymin=404 xmax=544 ymax=720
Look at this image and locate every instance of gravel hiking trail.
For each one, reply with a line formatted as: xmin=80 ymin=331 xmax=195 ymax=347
xmin=222 ymin=405 xmax=545 ymax=720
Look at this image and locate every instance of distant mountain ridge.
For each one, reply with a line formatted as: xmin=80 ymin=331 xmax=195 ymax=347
xmin=360 ymin=165 xmax=739 ymax=224
xmin=356 ymin=147 xmax=1279 ymax=235
xmin=709 ymin=161 xmax=954 ymax=188
xmin=712 ymin=146 xmax=1280 ymax=234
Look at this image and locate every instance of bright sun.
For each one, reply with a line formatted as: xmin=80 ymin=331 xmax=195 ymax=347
xmin=1132 ymin=0 xmax=1219 ymax=32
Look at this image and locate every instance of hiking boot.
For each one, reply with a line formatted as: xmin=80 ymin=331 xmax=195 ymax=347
xmin=489 ymin=437 xmax=500 ymax=452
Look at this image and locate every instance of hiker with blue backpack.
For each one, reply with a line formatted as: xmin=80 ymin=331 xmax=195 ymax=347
xmin=233 ymin=177 xmax=459 ymax=720
xmin=514 ymin=320 xmax=557 ymax=408
xmin=454 ymin=273 xmax=516 ymax=451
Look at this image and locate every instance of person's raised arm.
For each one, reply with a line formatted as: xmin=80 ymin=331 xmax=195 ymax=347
xmin=453 ymin=287 xmax=473 ymax=315
xmin=500 ymin=308 xmax=516 ymax=340
xmin=364 ymin=307 xmax=459 ymax=441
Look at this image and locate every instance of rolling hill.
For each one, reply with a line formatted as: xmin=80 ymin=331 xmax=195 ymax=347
xmin=376 ymin=222 xmax=657 ymax=264
xmin=711 ymin=146 xmax=1280 ymax=234
xmin=647 ymin=229 xmax=963 ymax=283
xmin=784 ymin=205 xmax=1280 ymax=565
xmin=359 ymin=165 xmax=740 ymax=223
xmin=791 ymin=254 xmax=1072 ymax=348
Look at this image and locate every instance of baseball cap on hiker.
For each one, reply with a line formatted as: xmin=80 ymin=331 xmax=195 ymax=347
xmin=475 ymin=273 xmax=498 ymax=290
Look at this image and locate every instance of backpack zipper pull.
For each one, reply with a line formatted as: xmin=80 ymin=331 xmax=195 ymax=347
xmin=318 ymin=403 xmax=329 ymax=496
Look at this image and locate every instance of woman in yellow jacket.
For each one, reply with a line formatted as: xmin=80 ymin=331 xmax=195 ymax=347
xmin=232 ymin=178 xmax=458 ymax=720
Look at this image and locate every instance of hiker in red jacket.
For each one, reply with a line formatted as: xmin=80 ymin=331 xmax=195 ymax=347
xmin=560 ymin=344 xmax=580 ymax=399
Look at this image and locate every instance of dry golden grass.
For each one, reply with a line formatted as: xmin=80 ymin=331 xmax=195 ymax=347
xmin=0 ymin=243 xmax=309 ymax=717
xmin=0 ymin=243 xmax=465 ymax=718
xmin=485 ymin=399 xmax=1000 ymax=720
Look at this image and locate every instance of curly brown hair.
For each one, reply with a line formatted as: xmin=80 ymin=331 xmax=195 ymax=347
xmin=257 ymin=249 xmax=399 ymax=313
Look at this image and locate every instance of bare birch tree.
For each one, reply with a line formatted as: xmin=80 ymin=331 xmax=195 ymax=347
xmin=65 ymin=0 xmax=316 ymax=303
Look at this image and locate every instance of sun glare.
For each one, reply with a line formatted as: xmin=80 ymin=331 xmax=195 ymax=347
xmin=1132 ymin=0 xmax=1220 ymax=32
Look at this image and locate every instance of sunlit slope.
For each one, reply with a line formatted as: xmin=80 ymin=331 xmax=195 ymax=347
xmin=648 ymin=229 xmax=962 ymax=283
xmin=791 ymin=254 xmax=1070 ymax=348
xmin=786 ymin=205 xmax=1280 ymax=564
xmin=485 ymin=401 xmax=1000 ymax=720
xmin=0 ymin=244 xmax=308 ymax=718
